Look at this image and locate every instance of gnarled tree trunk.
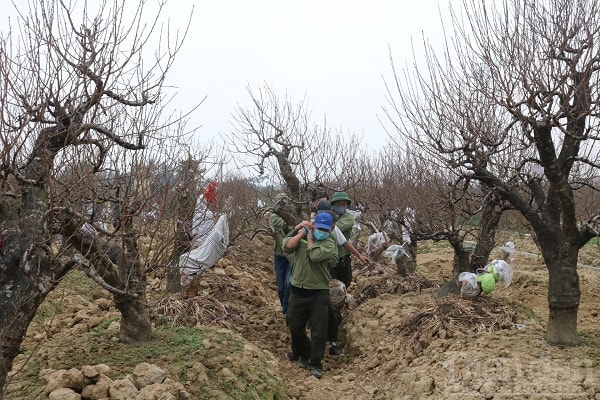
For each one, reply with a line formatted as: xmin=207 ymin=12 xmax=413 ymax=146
xmin=542 ymin=241 xmax=580 ymax=345
xmin=469 ymin=194 xmax=503 ymax=272
xmin=63 ymin=213 xmax=152 ymax=342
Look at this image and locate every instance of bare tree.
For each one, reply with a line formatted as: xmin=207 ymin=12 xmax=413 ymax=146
xmin=164 ymin=156 xmax=204 ymax=293
xmin=0 ymin=0 xmax=193 ymax=391
xmin=227 ymin=83 xmax=365 ymax=228
xmin=385 ymin=0 xmax=600 ymax=345
xmin=358 ymin=147 xmax=508 ymax=282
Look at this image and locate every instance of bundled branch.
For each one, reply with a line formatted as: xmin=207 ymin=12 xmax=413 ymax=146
xmin=391 ymin=298 xmax=516 ymax=357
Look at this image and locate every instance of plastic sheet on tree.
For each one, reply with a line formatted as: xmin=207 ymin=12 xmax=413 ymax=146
xmin=383 ymin=243 xmax=411 ymax=262
xmin=366 ymin=231 xmax=389 ymax=258
xmin=179 ymin=214 xmax=229 ymax=276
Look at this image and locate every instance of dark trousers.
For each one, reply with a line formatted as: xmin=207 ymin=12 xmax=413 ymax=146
xmin=331 ymin=254 xmax=352 ymax=287
xmin=273 ymin=254 xmax=292 ymax=314
xmin=288 ymin=287 xmax=329 ymax=368
xmin=328 ymin=254 xmax=351 ymax=343
xmin=327 ymin=306 xmax=341 ymax=342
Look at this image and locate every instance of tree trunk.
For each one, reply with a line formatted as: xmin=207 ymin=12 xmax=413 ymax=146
xmin=546 ymin=307 xmax=579 ymax=345
xmin=396 ymin=255 xmax=408 ymax=277
xmin=166 ymin=263 xmax=182 ymax=294
xmin=406 ymin=239 xmax=417 ymax=274
xmin=544 ymin=245 xmax=580 ymax=345
xmin=114 ymin=293 xmax=152 ymax=342
xmin=1 ymin=185 xmax=69 ymax=392
xmin=62 ymin=214 xmax=152 ymax=342
xmin=452 ymin=248 xmax=470 ymax=277
xmin=450 ymin=238 xmax=470 ymax=278
xmin=166 ymin=223 xmax=189 ymax=293
xmin=116 ymin=215 xmax=151 ymax=341
xmin=469 ymin=195 xmax=502 ymax=272
xmin=395 ymin=240 xmax=417 ymax=276
xmin=275 ymin=153 xmax=310 ymax=221
xmin=436 ymin=197 xmax=502 ymax=299
xmin=167 ymin=172 xmax=200 ymax=294
xmin=432 ymin=279 xmax=460 ymax=299
xmin=0 ymin=267 xmax=50 ymax=392
xmin=433 ymin=236 xmax=468 ymax=298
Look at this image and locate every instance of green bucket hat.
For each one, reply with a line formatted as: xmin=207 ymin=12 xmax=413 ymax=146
xmin=331 ymin=191 xmax=351 ymax=205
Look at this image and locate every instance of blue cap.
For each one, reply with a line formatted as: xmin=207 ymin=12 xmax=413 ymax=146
xmin=314 ymin=212 xmax=333 ymax=230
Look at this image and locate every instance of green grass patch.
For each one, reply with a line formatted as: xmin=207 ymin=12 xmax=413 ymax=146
xmin=85 ymin=326 xmax=211 ymax=368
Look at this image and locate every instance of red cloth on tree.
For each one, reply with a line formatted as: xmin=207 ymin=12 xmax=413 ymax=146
xmin=204 ymin=181 xmax=219 ymax=210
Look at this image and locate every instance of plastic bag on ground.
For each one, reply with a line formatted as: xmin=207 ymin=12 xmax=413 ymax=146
xmin=458 ymin=272 xmax=480 ymax=299
xmin=488 ymin=259 xmax=513 ymax=288
xmin=477 ymin=273 xmax=497 ymax=294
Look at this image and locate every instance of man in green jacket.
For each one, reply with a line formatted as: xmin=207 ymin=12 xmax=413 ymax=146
xmin=283 ymin=212 xmax=338 ymax=379
xmin=314 ymin=198 xmax=368 ymax=357
xmin=330 ymin=191 xmax=355 ymax=287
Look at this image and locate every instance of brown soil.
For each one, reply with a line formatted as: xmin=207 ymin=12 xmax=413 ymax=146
xmin=7 ymin=233 xmax=600 ymax=399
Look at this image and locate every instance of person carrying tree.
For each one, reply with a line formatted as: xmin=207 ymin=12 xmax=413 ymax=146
xmin=283 ymin=212 xmax=338 ymax=379
xmin=315 ymin=199 xmax=368 ymax=356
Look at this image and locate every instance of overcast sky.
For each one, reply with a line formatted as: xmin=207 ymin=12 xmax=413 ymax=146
xmin=162 ymin=1 xmax=448 ymax=150
xmin=3 ymin=0 xmax=449 ymax=151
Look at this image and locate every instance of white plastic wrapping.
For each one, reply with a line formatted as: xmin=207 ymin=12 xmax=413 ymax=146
xmin=179 ymin=214 xmax=229 ymax=276
xmin=488 ymin=259 xmax=514 ymax=288
xmin=383 ymin=244 xmax=410 ymax=262
xmin=366 ymin=231 xmax=389 ymax=258
xmin=348 ymin=209 xmax=362 ymax=243
xmin=458 ymin=272 xmax=480 ymax=299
